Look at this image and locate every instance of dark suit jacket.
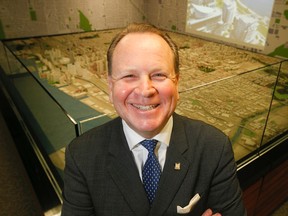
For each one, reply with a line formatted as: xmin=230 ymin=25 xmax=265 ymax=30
xmin=61 ymin=113 xmax=246 ymax=216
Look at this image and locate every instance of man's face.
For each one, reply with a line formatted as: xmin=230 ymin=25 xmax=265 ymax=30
xmin=108 ymin=32 xmax=179 ymax=138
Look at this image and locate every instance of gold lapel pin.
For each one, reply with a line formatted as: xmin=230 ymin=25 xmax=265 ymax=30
xmin=174 ymin=162 xmax=181 ymax=170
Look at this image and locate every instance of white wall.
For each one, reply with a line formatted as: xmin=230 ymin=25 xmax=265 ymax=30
xmin=0 ymin=0 xmax=146 ymax=39
xmin=0 ymin=0 xmax=287 ymax=58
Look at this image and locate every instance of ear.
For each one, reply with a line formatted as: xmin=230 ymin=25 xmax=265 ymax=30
xmin=175 ymin=74 xmax=180 ymax=100
xmin=108 ymin=76 xmax=114 ymax=103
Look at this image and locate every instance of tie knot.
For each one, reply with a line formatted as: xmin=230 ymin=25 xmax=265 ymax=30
xmin=140 ymin=139 xmax=158 ymax=153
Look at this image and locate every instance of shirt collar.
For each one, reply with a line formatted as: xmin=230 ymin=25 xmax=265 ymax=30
xmin=123 ymin=116 xmax=173 ymax=151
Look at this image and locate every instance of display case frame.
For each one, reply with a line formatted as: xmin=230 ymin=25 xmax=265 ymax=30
xmin=0 ymin=29 xmax=287 ymax=203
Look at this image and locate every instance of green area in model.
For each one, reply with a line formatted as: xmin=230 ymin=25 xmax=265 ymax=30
xmin=275 ymin=86 xmax=288 ymax=100
xmin=269 ymin=44 xmax=288 ymax=58
xmin=29 ymin=7 xmax=37 ymax=21
xmin=78 ymin=10 xmax=92 ymax=31
xmin=284 ymin=10 xmax=288 ymax=20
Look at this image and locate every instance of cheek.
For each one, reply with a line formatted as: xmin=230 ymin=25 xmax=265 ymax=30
xmin=112 ymin=84 xmax=133 ymax=103
xmin=162 ymin=84 xmax=178 ymax=100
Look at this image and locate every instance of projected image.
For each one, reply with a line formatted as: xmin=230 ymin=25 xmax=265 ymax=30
xmin=185 ymin=0 xmax=275 ymax=50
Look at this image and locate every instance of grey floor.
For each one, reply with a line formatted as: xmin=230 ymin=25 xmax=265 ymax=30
xmin=0 ymin=110 xmax=43 ymax=216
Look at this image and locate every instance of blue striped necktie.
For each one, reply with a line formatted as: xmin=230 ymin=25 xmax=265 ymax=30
xmin=141 ymin=139 xmax=161 ymax=205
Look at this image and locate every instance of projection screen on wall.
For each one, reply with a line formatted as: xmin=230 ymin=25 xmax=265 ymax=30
xmin=185 ymin=0 xmax=275 ymax=50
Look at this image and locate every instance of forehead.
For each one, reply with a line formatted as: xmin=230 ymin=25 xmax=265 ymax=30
xmin=112 ymin=33 xmax=173 ymax=70
xmin=110 ymin=32 xmax=176 ymax=77
xmin=114 ymin=32 xmax=172 ymax=54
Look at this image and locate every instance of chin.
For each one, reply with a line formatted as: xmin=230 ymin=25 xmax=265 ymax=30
xmin=139 ymin=123 xmax=163 ymax=133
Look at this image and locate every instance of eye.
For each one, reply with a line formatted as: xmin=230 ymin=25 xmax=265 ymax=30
xmin=121 ymin=74 xmax=136 ymax=79
xmin=151 ymin=73 xmax=168 ymax=81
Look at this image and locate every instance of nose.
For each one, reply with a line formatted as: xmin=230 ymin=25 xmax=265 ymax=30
xmin=134 ymin=76 xmax=156 ymax=97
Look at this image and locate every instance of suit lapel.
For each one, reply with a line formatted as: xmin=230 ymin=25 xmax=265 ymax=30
xmin=149 ymin=114 xmax=190 ymax=216
xmin=107 ymin=121 xmax=150 ymax=216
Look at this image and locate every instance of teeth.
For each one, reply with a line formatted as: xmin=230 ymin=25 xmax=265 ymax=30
xmin=133 ymin=104 xmax=157 ymax=110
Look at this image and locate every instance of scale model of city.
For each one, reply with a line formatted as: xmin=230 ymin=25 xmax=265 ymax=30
xmin=8 ymin=28 xmax=288 ymax=167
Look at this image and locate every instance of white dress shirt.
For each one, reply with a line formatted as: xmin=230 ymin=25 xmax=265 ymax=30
xmin=122 ymin=116 xmax=173 ymax=180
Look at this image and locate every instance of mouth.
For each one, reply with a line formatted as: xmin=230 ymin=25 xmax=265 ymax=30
xmin=132 ymin=104 xmax=159 ymax=111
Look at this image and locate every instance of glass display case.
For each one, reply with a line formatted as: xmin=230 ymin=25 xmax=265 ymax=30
xmin=0 ymin=29 xmax=287 ymax=202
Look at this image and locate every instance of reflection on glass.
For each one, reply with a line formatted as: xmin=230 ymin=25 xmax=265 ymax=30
xmin=262 ymin=60 xmax=288 ymax=148
xmin=177 ymin=65 xmax=282 ymax=161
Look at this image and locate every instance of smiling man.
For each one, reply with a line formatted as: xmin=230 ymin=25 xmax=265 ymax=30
xmin=108 ymin=29 xmax=179 ymax=139
xmin=61 ymin=23 xmax=246 ymax=216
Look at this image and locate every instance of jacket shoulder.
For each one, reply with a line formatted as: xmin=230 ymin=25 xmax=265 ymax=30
xmin=67 ymin=117 xmax=122 ymax=153
xmin=174 ymin=113 xmax=227 ymax=138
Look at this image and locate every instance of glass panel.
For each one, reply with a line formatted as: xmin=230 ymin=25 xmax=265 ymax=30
xmin=262 ymin=60 xmax=288 ymax=149
xmin=0 ymin=42 xmax=10 ymax=74
xmin=1 ymin=29 xmax=287 ymax=190
xmin=2 ymin=47 xmax=77 ymax=181
xmin=176 ymin=63 xmax=281 ymax=162
xmin=3 ymin=30 xmax=119 ymax=135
